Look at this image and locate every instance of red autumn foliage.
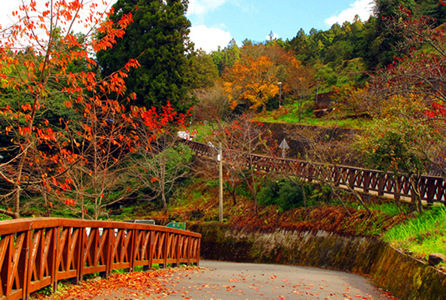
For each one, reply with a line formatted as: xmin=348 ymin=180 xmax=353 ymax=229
xmin=0 ymin=1 xmax=188 ymax=219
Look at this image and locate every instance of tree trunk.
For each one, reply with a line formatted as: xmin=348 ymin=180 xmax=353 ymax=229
xmin=162 ymin=191 xmax=167 ymax=213
xmin=251 ymin=173 xmax=258 ymax=215
xmin=14 ymin=144 xmax=29 ymax=219
xmin=231 ymin=190 xmax=237 ymax=205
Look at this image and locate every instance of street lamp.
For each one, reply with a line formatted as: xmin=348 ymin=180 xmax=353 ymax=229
xmin=277 ymin=82 xmax=282 ymax=108
xmin=207 ymin=142 xmax=223 ymax=222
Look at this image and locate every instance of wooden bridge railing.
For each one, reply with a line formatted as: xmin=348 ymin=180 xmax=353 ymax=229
xmin=0 ymin=218 xmax=201 ymax=300
xmin=185 ymin=140 xmax=446 ymax=205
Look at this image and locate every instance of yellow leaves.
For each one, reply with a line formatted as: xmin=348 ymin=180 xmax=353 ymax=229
xmin=223 ymin=54 xmax=280 ymax=110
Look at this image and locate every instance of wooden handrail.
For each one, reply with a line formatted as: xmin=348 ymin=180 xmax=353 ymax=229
xmin=0 ymin=218 xmax=201 ymax=300
xmin=184 ymin=140 xmax=446 ymax=205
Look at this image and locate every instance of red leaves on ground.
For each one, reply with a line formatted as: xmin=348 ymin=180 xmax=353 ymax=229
xmin=36 ymin=267 xmax=198 ymax=300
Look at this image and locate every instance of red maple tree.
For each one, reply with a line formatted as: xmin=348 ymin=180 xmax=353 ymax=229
xmin=0 ymin=0 xmax=186 ymax=219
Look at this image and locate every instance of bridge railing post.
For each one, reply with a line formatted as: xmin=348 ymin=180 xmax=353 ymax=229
xmin=162 ymin=231 xmax=168 ymax=268
xmin=77 ymin=227 xmax=85 ymax=284
xmin=101 ymin=228 xmax=112 ymax=279
xmin=129 ymin=228 xmax=136 ymax=272
xmin=21 ymin=229 xmax=31 ymax=300
xmin=148 ymin=230 xmax=154 ymax=269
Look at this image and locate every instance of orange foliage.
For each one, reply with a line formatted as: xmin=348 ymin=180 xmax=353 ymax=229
xmin=223 ymin=48 xmax=280 ymax=111
xmin=0 ymin=1 xmax=186 ymax=218
xmin=222 ymin=44 xmax=302 ymax=111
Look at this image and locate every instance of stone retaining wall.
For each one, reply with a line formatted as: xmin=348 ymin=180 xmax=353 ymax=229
xmin=189 ymin=223 xmax=446 ymax=300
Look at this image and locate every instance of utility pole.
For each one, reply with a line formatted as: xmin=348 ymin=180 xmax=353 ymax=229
xmin=218 ymin=142 xmax=223 ymax=222
xmin=207 ymin=142 xmax=224 ymax=222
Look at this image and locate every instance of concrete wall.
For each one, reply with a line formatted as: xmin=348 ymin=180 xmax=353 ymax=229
xmin=189 ymin=223 xmax=446 ymax=300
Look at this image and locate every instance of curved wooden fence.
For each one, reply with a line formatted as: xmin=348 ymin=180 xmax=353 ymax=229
xmin=0 ymin=218 xmax=201 ymax=300
xmin=185 ymin=140 xmax=446 ymax=205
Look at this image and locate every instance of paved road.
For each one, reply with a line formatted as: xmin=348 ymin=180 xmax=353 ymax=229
xmin=89 ymin=260 xmax=395 ymax=300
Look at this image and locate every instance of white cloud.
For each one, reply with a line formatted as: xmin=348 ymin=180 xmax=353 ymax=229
xmin=324 ymin=0 xmax=373 ymax=26
xmin=187 ymin=0 xmax=227 ymax=16
xmin=190 ymin=25 xmax=232 ymax=53
xmin=1 ymin=0 xmax=114 ymax=42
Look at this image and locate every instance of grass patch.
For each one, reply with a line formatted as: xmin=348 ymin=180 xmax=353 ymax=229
xmin=383 ymin=205 xmax=446 ymax=262
xmin=360 ymin=202 xmax=410 ymax=217
xmin=254 ymin=102 xmax=372 ymax=129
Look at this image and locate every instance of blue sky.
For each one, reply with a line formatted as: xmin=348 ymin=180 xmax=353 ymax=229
xmin=1 ymin=0 xmax=375 ymax=53
xmin=188 ymin=0 xmax=375 ymax=52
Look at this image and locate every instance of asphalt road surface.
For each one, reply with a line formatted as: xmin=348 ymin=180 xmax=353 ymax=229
xmin=90 ymin=260 xmax=396 ymax=300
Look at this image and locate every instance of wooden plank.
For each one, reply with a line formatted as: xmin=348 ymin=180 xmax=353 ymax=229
xmin=28 ymin=230 xmax=42 ymax=284
xmin=28 ymin=276 xmax=52 ymax=292
xmin=42 ymin=228 xmax=55 ymax=281
xmin=56 ymin=270 xmax=77 ymax=281
xmin=82 ymin=265 xmax=107 ymax=275
xmin=55 ymin=229 xmax=68 ymax=274
xmin=141 ymin=231 xmax=151 ymax=263
xmin=7 ymin=233 xmax=25 ymax=295
xmin=0 ymin=235 xmax=11 ymax=297
xmin=148 ymin=231 xmax=154 ymax=269
xmin=67 ymin=229 xmax=79 ymax=273
xmin=96 ymin=230 xmax=108 ymax=268
xmin=101 ymin=228 xmax=112 ymax=279
xmin=110 ymin=230 xmax=122 ymax=265
xmin=82 ymin=229 xmax=95 ymax=268
xmin=129 ymin=229 xmax=136 ymax=272
xmin=20 ymin=230 xmax=31 ymax=299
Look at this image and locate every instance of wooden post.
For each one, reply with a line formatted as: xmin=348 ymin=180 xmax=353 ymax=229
xmin=378 ymin=175 xmax=385 ymax=196
xmin=175 ymin=234 xmax=180 ymax=267
xmin=148 ymin=231 xmax=154 ymax=269
xmin=141 ymin=231 xmax=151 ymax=271
xmin=77 ymin=227 xmax=85 ymax=284
xmin=363 ymin=171 xmax=370 ymax=193
xmin=162 ymin=232 xmax=168 ymax=269
xmin=101 ymin=228 xmax=112 ymax=279
xmin=52 ymin=227 xmax=60 ymax=291
xmin=128 ymin=229 xmax=136 ymax=272
xmin=426 ymin=178 xmax=436 ymax=205
xmin=196 ymin=237 xmax=201 ymax=267
xmin=186 ymin=236 xmax=191 ymax=266
xmin=348 ymin=169 xmax=355 ymax=189
xmin=21 ymin=230 xmax=31 ymax=300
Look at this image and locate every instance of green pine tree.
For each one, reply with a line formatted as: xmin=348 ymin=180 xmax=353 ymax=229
xmin=96 ymin=0 xmax=193 ymax=112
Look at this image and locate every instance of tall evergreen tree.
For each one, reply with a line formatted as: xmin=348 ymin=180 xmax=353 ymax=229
xmin=96 ymin=0 xmax=192 ymax=112
xmin=211 ymin=39 xmax=241 ymax=76
xmin=368 ymin=0 xmax=416 ymax=68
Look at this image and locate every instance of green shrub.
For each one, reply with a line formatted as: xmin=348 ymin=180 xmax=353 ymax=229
xmin=258 ymin=178 xmax=329 ymax=211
